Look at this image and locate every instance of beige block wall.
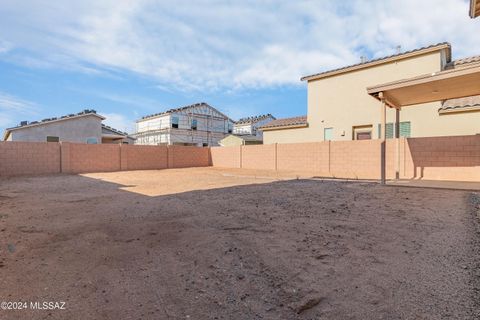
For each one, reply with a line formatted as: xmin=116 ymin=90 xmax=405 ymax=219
xmin=1 ymin=137 xmax=478 ymax=182
xmin=276 ymin=142 xmax=329 ymax=174
xmin=401 ymin=135 xmax=480 ymax=181
xmin=241 ymin=144 xmax=276 ymax=170
xmin=122 ymin=145 xmax=168 ymax=170
xmin=0 ymin=142 xmax=210 ymax=176
xmin=66 ymin=143 xmax=121 ymax=173
xmin=0 ymin=142 xmax=60 ymax=176
xmin=210 ymin=136 xmax=478 ymax=182
xmin=210 ymin=146 xmax=241 ymax=168
xmin=168 ymin=146 xmax=210 ymax=168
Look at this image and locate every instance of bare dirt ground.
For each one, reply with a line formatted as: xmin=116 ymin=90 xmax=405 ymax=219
xmin=0 ymin=167 xmax=479 ymax=319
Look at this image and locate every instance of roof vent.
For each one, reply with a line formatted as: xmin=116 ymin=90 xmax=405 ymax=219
xmin=360 ymin=56 xmax=367 ymax=63
xmin=396 ymin=45 xmax=402 ymax=54
xmin=20 ymin=121 xmax=28 ymax=126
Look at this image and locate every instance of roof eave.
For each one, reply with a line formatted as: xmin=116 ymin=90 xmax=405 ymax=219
xmin=5 ymin=113 xmax=105 ymax=132
xmin=3 ymin=130 xmax=10 ymax=141
xmin=301 ymin=43 xmax=451 ymax=82
xmin=470 ymin=0 xmax=478 ymax=18
xmin=260 ymin=123 xmax=309 ymax=131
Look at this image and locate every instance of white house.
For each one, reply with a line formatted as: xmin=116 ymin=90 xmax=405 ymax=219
xmin=232 ymin=114 xmax=275 ymax=137
xmin=134 ymin=102 xmax=234 ymax=146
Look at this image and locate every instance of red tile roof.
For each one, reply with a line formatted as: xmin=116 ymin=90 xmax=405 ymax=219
xmin=440 ymin=95 xmax=480 ymax=113
xmin=259 ymin=116 xmax=307 ymax=130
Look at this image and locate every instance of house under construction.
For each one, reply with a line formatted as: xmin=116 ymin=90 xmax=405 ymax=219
xmin=134 ymin=102 xmax=234 ymax=146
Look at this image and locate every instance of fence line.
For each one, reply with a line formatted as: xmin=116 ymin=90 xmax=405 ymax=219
xmin=0 ymin=142 xmax=210 ymax=176
xmin=210 ymin=135 xmax=480 ymax=181
xmin=1 ymin=135 xmax=479 ymax=181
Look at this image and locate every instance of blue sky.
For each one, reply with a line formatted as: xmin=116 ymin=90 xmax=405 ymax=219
xmin=0 ymin=0 xmax=478 ymax=133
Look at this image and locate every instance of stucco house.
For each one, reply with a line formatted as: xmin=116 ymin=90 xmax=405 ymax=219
xmin=261 ymin=43 xmax=480 ymax=144
xmin=3 ymin=109 xmax=135 ymax=144
xmin=134 ymin=102 xmax=234 ymax=146
xmin=233 ymin=114 xmax=275 ymax=137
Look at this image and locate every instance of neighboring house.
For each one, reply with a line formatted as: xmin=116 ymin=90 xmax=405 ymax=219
xmin=218 ymin=134 xmax=263 ymax=147
xmin=471 ymin=0 xmax=479 ymax=18
xmin=261 ymin=43 xmax=480 ymax=144
xmin=102 ymin=125 xmax=136 ymax=144
xmin=3 ymin=110 xmax=135 ymax=144
xmin=134 ymin=102 xmax=234 ymax=146
xmin=233 ymin=114 xmax=276 ymax=137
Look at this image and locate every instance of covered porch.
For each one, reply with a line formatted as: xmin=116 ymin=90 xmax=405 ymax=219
xmin=367 ymin=64 xmax=480 ymax=184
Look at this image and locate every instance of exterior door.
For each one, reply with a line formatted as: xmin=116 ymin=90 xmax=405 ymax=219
xmin=324 ymin=128 xmax=333 ymax=141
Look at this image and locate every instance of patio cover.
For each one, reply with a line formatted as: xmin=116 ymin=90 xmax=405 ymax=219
xmin=366 ymin=63 xmax=480 ymax=184
xmin=367 ymin=64 xmax=480 ymax=108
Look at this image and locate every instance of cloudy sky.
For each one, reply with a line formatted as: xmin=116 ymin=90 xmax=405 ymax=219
xmin=0 ymin=0 xmax=477 ymax=133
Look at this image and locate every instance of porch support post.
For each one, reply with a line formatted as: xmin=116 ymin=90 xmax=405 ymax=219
xmin=380 ymin=92 xmax=386 ymax=185
xmin=395 ymin=108 xmax=401 ymax=179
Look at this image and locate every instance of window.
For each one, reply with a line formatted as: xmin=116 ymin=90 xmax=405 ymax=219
xmin=191 ymin=119 xmax=198 ymax=130
xmin=86 ymin=137 xmax=98 ymax=144
xmin=399 ymin=121 xmax=411 ymax=137
xmin=377 ymin=121 xmax=411 ymax=138
xmin=171 ymin=116 xmax=179 ymax=128
xmin=353 ymin=125 xmax=373 ymax=140
xmin=46 ymin=136 xmax=59 ymax=142
xmin=324 ymin=127 xmax=333 ymax=141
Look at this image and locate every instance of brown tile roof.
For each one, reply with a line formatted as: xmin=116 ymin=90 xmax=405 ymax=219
xmin=301 ymin=42 xmax=451 ymax=81
xmin=446 ymin=55 xmax=480 ymax=69
xmin=259 ymin=116 xmax=307 ymax=130
xmin=439 ymin=95 xmax=480 ymax=113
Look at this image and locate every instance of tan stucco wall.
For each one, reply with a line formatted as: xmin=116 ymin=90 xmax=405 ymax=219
xmin=9 ymin=115 xmax=102 ymax=143
xmin=219 ymin=135 xmax=244 ymax=147
xmin=263 ymin=127 xmax=313 ymax=144
xmin=264 ymin=50 xmax=480 ymax=144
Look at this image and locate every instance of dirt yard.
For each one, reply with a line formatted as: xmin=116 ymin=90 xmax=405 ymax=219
xmin=0 ymin=167 xmax=479 ymax=319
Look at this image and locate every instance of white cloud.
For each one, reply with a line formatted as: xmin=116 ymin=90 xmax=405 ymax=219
xmin=0 ymin=0 xmax=476 ymax=91
xmin=100 ymin=112 xmax=135 ymax=134
xmin=0 ymin=40 xmax=12 ymax=54
xmin=0 ymin=91 xmax=39 ymax=130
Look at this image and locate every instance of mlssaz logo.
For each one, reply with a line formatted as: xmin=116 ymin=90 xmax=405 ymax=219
xmin=30 ymin=302 xmax=66 ymax=310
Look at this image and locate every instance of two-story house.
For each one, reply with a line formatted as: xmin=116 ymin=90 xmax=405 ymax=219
xmin=134 ymin=102 xmax=234 ymax=146
xmin=261 ymin=43 xmax=480 ymax=144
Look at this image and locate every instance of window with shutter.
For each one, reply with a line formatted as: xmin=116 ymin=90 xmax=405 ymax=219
xmin=399 ymin=121 xmax=411 ymax=137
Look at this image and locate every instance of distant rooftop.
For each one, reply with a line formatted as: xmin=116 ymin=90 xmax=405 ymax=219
xmin=6 ymin=109 xmax=104 ymax=131
xmin=235 ymin=114 xmax=275 ymax=124
xmin=101 ymin=124 xmax=130 ymax=136
xmin=259 ymin=115 xmax=308 ymax=130
xmin=138 ymin=102 xmax=231 ymax=122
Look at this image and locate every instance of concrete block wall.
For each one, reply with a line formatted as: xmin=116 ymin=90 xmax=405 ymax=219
xmin=1 ymin=136 xmax=478 ymax=181
xmin=121 ymin=145 xmax=168 ymax=171
xmin=210 ymin=146 xmax=241 ymax=168
xmin=210 ymin=136 xmax=479 ymax=181
xmin=0 ymin=142 xmax=210 ymax=177
xmin=401 ymin=135 xmax=480 ymax=181
xmin=167 ymin=146 xmax=210 ymax=168
xmin=276 ymin=142 xmax=330 ymax=174
xmin=241 ymin=144 xmax=276 ymax=170
xmin=0 ymin=142 xmax=60 ymax=176
xmin=66 ymin=143 xmax=121 ymax=173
